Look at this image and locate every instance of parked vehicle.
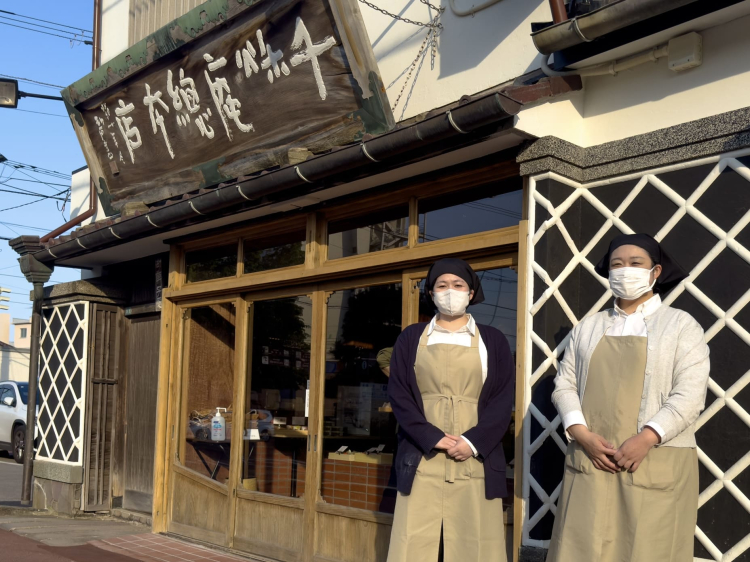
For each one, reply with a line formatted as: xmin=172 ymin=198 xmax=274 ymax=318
xmin=0 ymin=381 xmax=33 ymax=463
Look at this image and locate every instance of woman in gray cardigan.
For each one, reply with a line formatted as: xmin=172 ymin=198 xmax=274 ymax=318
xmin=547 ymin=234 xmax=710 ymax=562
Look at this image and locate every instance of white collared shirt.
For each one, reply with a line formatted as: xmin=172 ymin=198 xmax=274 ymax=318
xmin=563 ymin=294 xmax=666 ymax=440
xmin=607 ymin=293 xmax=663 ymax=337
xmin=426 ymin=314 xmax=488 ymax=382
xmin=425 ymin=314 xmax=487 ymax=456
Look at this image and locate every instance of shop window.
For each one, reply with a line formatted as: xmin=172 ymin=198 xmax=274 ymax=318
xmin=242 ymin=296 xmax=312 ymax=498
xmin=320 ymin=283 xmax=402 ymax=513
xmin=182 ymin=303 xmax=236 ymax=484
xmin=418 ymin=184 xmax=522 ymax=243
xmin=243 ymin=231 xmax=306 ymax=274
xmin=327 ymin=205 xmax=409 ymax=260
xmin=185 ymin=244 xmax=237 ymax=283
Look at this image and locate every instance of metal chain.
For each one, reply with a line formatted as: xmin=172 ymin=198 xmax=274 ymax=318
xmin=391 ymin=28 xmax=434 ymax=111
xmin=357 ymin=0 xmax=444 ymax=29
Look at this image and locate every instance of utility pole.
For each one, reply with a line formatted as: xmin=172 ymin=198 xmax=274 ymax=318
xmin=0 ymin=287 xmax=9 ymax=311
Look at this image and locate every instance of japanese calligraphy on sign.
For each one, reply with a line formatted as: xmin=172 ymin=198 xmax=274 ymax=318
xmin=63 ymin=0 xmax=393 ymax=214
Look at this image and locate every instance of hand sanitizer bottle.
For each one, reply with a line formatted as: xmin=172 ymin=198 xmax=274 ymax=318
xmin=211 ymin=408 xmax=227 ymax=441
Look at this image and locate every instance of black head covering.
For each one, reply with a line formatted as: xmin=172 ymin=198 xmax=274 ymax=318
xmin=594 ymin=233 xmax=687 ymax=294
xmin=424 ymin=258 xmax=485 ymax=305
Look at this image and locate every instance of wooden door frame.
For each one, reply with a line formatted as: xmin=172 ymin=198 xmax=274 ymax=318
xmin=82 ymin=303 xmax=122 ymax=512
xmin=154 ymin=227 xmax=527 ymax=559
xmin=165 ymin=295 xmax=243 ymax=546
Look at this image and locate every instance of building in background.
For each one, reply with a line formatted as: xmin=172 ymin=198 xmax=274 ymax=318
xmin=0 ymin=315 xmax=31 ymax=383
xmin=12 ymin=318 xmax=31 ymax=350
xmin=9 ymin=1 xmax=750 ymax=561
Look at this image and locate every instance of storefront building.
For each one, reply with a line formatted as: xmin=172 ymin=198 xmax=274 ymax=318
xmin=10 ymin=1 xmax=750 ymax=561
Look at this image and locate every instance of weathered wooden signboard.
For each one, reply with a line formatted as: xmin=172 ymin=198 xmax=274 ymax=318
xmin=62 ymin=0 xmax=393 ymax=214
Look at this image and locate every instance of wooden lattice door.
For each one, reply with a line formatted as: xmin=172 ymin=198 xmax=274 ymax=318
xmin=83 ymin=304 xmax=122 ymax=511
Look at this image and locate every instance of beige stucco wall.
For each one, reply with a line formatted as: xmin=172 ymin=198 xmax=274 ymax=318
xmin=0 ymin=348 xmax=30 ymax=383
xmin=360 ymin=0 xmax=551 ymax=121
xmin=0 ymin=315 xmax=9 ymax=346
xmin=12 ymin=322 xmax=31 ymax=350
xmin=515 ymin=6 xmax=750 ymax=147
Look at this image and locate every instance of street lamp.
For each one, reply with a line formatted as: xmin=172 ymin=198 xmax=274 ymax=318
xmin=0 ymin=78 xmax=63 ymax=106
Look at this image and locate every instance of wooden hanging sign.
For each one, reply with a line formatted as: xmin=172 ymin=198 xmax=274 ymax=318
xmin=62 ymin=0 xmax=393 ymax=214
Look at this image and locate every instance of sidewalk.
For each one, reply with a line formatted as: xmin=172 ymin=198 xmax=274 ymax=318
xmin=0 ymin=510 xmax=258 ymax=562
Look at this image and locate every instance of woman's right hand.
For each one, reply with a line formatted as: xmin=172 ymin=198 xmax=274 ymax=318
xmin=434 ymin=435 xmax=458 ymax=451
xmin=568 ymin=425 xmax=619 ymax=473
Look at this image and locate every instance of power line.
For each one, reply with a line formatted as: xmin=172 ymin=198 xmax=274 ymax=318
xmin=0 ymin=221 xmax=48 ymax=233
xmin=0 ymin=74 xmax=65 ymax=90
xmin=12 ymin=108 xmax=67 ymax=118
xmin=0 ymin=14 xmax=91 ymax=39
xmin=0 ymin=21 xmax=93 ymax=45
xmin=0 ymin=178 xmax=70 ymax=188
xmin=0 ymin=197 xmax=56 ymax=212
xmin=0 ymin=9 xmax=93 ymax=35
xmin=0 ymin=188 xmax=68 ymax=201
xmin=2 ymin=161 xmax=70 ymax=180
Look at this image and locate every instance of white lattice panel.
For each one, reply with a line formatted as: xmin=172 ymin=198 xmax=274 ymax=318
xmin=522 ymin=150 xmax=750 ymax=562
xmin=37 ymin=302 xmax=89 ymax=465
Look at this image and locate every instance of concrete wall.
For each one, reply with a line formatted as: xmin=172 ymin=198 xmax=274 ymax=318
xmin=101 ymin=0 xmax=130 ymax=64
xmin=69 ymin=168 xmax=107 ymax=228
xmin=0 ymin=348 xmax=30 ymax=382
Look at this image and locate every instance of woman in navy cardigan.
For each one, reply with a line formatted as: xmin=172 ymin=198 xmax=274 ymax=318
xmin=386 ymin=258 xmax=515 ymax=562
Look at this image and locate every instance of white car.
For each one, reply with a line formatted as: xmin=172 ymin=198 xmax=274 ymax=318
xmin=0 ymin=381 xmax=31 ymax=463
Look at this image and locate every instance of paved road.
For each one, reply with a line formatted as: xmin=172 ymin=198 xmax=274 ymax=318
xmin=0 ymin=453 xmax=23 ymax=503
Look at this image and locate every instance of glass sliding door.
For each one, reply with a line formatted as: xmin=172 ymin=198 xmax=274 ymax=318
xmin=320 ymin=283 xmax=402 ymax=514
xmin=170 ymin=300 xmax=239 ymax=546
xmin=233 ymin=294 xmax=313 ymax=562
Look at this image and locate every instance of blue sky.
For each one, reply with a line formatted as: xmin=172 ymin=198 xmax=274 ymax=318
xmin=0 ymin=1 xmax=93 ymax=336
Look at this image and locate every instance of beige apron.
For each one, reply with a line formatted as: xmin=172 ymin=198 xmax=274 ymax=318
xmin=387 ymin=325 xmax=506 ymax=562
xmin=547 ymin=336 xmax=699 ymax=562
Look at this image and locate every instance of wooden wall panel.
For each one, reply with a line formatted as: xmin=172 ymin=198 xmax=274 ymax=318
xmin=84 ymin=304 xmax=121 ymax=512
xmin=233 ymin=499 xmax=304 ymax=561
xmin=314 ymin=512 xmax=391 ymax=562
xmin=170 ymin=470 xmax=228 ymax=545
xmin=123 ymin=314 xmax=161 ymax=513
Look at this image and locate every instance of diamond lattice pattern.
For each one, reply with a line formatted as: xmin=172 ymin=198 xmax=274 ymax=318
xmin=524 ymin=155 xmax=750 ymax=562
xmin=37 ymin=302 xmax=88 ymax=465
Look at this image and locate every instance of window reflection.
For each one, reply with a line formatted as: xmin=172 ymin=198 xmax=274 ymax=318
xmin=183 ymin=303 xmax=236 ymax=484
xmin=243 ymin=231 xmax=305 ymax=274
xmin=418 ymin=184 xmax=522 ymax=243
xmin=321 ymin=284 xmax=401 ymax=513
xmin=327 ymin=206 xmax=409 ymax=260
xmin=242 ymin=296 xmax=312 ymax=498
xmin=185 ymin=244 xmax=237 ymax=283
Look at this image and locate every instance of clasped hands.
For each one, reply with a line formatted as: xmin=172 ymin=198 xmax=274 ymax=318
xmin=435 ymin=434 xmax=473 ymax=462
xmin=568 ymin=425 xmax=660 ymax=473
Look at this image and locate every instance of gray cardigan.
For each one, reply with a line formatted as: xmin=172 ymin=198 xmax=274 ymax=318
xmin=552 ymin=304 xmax=710 ymax=448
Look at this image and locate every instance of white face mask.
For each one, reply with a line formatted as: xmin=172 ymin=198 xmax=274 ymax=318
xmin=608 ymin=266 xmax=656 ymax=300
xmin=432 ymin=289 xmax=471 ymax=317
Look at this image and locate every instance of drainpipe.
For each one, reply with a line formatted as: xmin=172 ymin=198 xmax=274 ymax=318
xmin=549 ymin=0 xmax=568 ymax=24
xmin=40 ymin=0 xmax=101 ymax=244
xmin=9 ymin=237 xmax=54 ymax=507
xmin=532 ymin=0 xmax=699 ymax=55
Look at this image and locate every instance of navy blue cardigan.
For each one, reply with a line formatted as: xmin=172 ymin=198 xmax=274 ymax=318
xmin=388 ymin=322 xmax=515 ymax=499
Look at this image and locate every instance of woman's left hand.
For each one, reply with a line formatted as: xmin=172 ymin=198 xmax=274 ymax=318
xmin=613 ymin=428 xmax=660 ymax=472
xmin=445 ymin=434 xmax=473 ymax=462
